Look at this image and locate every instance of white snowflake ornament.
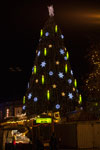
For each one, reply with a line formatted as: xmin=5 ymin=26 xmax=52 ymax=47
xmin=58 ymin=72 xmax=64 ymax=78
xmin=40 ymin=61 xmax=46 ymax=68
xmin=60 ymin=49 xmax=65 ymax=55
xmin=28 ymin=93 xmax=32 ymax=100
xmin=68 ymin=93 xmax=73 ymax=99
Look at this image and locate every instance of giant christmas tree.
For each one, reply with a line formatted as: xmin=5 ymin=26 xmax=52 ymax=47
xmin=24 ymin=6 xmax=82 ymax=117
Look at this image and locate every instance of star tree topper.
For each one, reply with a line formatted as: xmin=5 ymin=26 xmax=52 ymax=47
xmin=48 ymin=5 xmax=54 ymax=17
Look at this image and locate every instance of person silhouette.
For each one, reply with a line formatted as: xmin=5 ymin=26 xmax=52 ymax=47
xmin=36 ymin=137 xmax=44 ymax=150
xmin=49 ymin=132 xmax=58 ymax=150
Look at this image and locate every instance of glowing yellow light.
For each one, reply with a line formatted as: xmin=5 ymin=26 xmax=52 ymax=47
xmin=55 ymin=25 xmax=58 ymax=32
xmin=47 ymin=90 xmax=50 ymax=100
xmin=65 ymin=47 xmax=67 ymax=51
xmin=74 ymin=79 xmax=77 ymax=87
xmin=49 ymin=44 xmax=52 ymax=48
xmin=48 ymin=112 xmax=52 ymax=116
xmin=40 ymin=29 xmax=43 ymax=37
xmin=95 ymin=102 xmax=98 ymax=106
xmin=52 ymin=84 xmax=57 ymax=88
xmin=61 ymin=92 xmax=65 ymax=96
xmin=73 ymin=88 xmax=75 ymax=91
xmin=36 ymin=50 xmax=38 ymax=54
xmin=54 ymin=119 xmax=60 ymax=123
xmin=35 ymin=79 xmax=38 ymax=83
xmin=54 ymin=112 xmax=60 ymax=120
xmin=65 ymin=64 xmax=68 ymax=73
xmin=34 ymin=66 xmax=36 ymax=74
xmin=44 ymin=48 xmax=47 ymax=56
xmin=23 ymin=96 xmax=25 ymax=104
xmin=66 ymin=52 xmax=69 ymax=60
xmin=42 ymin=75 xmax=44 ymax=84
xmin=56 ymin=61 xmax=59 ymax=65
xmin=78 ymin=94 xmax=82 ymax=104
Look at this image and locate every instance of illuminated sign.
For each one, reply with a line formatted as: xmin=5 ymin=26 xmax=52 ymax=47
xmin=36 ymin=118 xmax=52 ymax=124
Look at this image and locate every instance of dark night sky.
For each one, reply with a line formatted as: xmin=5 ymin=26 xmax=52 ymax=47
xmin=0 ymin=0 xmax=100 ymax=102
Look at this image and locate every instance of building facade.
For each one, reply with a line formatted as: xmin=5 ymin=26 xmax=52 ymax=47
xmin=0 ymin=100 xmax=23 ymax=121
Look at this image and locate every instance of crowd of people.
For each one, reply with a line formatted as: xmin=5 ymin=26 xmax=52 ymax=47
xmin=35 ymin=132 xmax=58 ymax=150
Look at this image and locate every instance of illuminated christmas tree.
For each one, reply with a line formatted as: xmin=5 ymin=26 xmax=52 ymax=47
xmin=84 ymin=43 xmax=100 ymax=101
xmin=23 ymin=6 xmax=82 ymax=117
xmin=83 ymin=42 xmax=100 ymax=113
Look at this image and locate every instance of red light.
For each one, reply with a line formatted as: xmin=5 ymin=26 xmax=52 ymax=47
xmin=13 ymin=140 xmax=16 ymax=145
